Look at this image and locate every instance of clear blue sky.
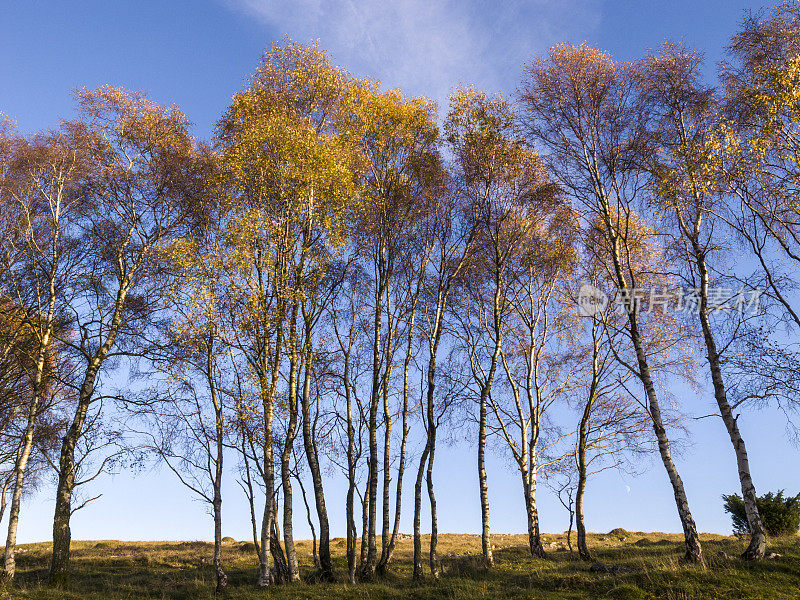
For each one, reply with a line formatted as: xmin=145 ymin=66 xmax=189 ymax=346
xmin=3 ymin=0 xmax=798 ymax=544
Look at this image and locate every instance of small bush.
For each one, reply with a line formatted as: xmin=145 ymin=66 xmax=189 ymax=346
xmin=722 ymin=490 xmax=800 ymax=536
xmin=221 ymin=536 xmax=235 ymax=543
xmin=607 ymin=528 xmax=630 ymax=537
xmin=605 ymin=584 xmax=646 ymax=599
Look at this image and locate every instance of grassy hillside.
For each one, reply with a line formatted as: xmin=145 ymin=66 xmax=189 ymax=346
xmin=1 ymin=531 xmax=797 ymax=599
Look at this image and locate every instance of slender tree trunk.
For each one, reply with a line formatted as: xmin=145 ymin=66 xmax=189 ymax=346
xmin=270 ymin=516 xmax=289 ymax=584
xmin=632 ymin=322 xmax=702 ymax=563
xmin=281 ymin=417 xmax=300 ymax=581
xmin=693 ymin=245 xmax=766 ymax=559
xmin=49 ymin=277 xmax=129 ymax=586
xmin=281 ymin=322 xmax=301 ymax=582
xmin=344 ymin=362 xmax=357 ymax=583
xmin=359 ymin=484 xmax=370 ymax=570
xmin=477 ymin=274 xmax=504 ymax=568
xmin=212 ymin=488 xmax=227 ymax=593
xmin=208 ymin=337 xmax=227 ymax=593
xmin=576 ymin=332 xmax=597 ymax=562
xmin=426 ymin=420 xmax=439 ymax=580
xmin=603 ymin=216 xmax=703 ymax=564
xmin=379 ymin=374 xmax=393 ymax=570
xmin=575 ymin=409 xmax=592 ymax=561
xmin=257 ymin=348 xmax=279 ymax=589
xmin=5 ymin=278 xmax=56 ymax=581
xmin=49 ymin=362 xmax=106 ymax=586
xmin=380 ymin=293 xmax=418 ymax=574
xmin=0 ymin=477 xmax=10 ymax=525
xmin=566 ymin=499 xmax=574 ymax=558
xmin=364 ymin=239 xmax=388 ymax=580
xmin=2 ymin=397 xmax=40 ymax=580
xmin=240 ymin=433 xmax=262 ymax=561
xmin=256 ymin=427 xmax=274 ymax=587
xmin=297 ymin=475 xmax=319 ymax=569
xmin=524 ymin=467 xmax=546 ymax=558
xmin=412 ymin=443 xmax=429 ymax=582
xmin=300 ymin=326 xmax=333 ymax=580
xmin=380 ymin=379 xmax=409 ymax=572
xmin=477 ymin=391 xmax=493 ymax=568
xmin=575 ymin=470 xmax=590 ymax=562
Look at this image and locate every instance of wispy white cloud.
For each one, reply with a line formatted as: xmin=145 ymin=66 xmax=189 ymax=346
xmin=222 ymin=0 xmax=601 ymax=109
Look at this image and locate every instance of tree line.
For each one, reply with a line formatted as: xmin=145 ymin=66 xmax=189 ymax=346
xmin=1 ymin=2 xmax=799 ymax=591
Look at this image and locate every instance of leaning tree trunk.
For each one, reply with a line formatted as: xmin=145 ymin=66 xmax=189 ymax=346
xmin=0 ymin=477 xmax=10 ymax=525
xmin=271 ymin=516 xmax=290 ymax=584
xmin=49 ymin=361 xmax=106 ymax=587
xmin=628 ymin=311 xmax=703 ymax=563
xmin=3 ymin=396 xmax=40 ymax=580
xmin=412 ymin=442 xmax=429 ymax=582
xmin=575 ymin=471 xmax=590 ymax=562
xmin=5 ymin=296 xmax=55 ymax=581
xmin=604 ymin=222 xmax=704 ymax=564
xmin=300 ymin=337 xmax=333 ymax=580
xmin=49 ymin=280 xmax=130 ymax=586
xmin=575 ymin=406 xmax=592 ymax=562
xmin=576 ymin=341 xmax=597 ymax=562
xmin=693 ymin=245 xmax=766 ymax=559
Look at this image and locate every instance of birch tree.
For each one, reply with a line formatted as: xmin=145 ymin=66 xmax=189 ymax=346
xmin=48 ymin=87 xmax=212 ymax=586
xmin=521 ymin=44 xmax=705 ymax=563
xmin=217 ymin=40 xmax=361 ymax=584
xmin=641 ymin=42 xmax=767 ymax=559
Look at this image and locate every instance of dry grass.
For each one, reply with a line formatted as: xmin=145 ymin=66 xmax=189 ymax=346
xmin=1 ymin=531 xmax=797 ymax=599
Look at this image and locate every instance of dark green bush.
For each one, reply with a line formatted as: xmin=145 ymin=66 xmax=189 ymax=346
xmin=722 ymin=490 xmax=800 ymax=536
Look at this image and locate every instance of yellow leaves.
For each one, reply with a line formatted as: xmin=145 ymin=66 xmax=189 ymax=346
xmin=219 ymin=40 xmax=364 ymax=257
xmin=347 ymin=81 xmax=439 ymax=240
xmin=75 ymin=85 xmax=191 ymax=158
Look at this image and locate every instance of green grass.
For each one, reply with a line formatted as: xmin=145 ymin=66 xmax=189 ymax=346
xmin=1 ymin=532 xmax=797 ymax=599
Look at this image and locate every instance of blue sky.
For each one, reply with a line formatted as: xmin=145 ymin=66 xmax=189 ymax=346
xmin=3 ymin=0 xmax=799 ymax=544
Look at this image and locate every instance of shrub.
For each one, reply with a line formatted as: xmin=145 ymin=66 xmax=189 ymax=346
xmin=607 ymin=528 xmax=630 ymax=537
xmin=722 ymin=490 xmax=800 ymax=536
xmin=605 ymin=584 xmax=646 ymax=600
